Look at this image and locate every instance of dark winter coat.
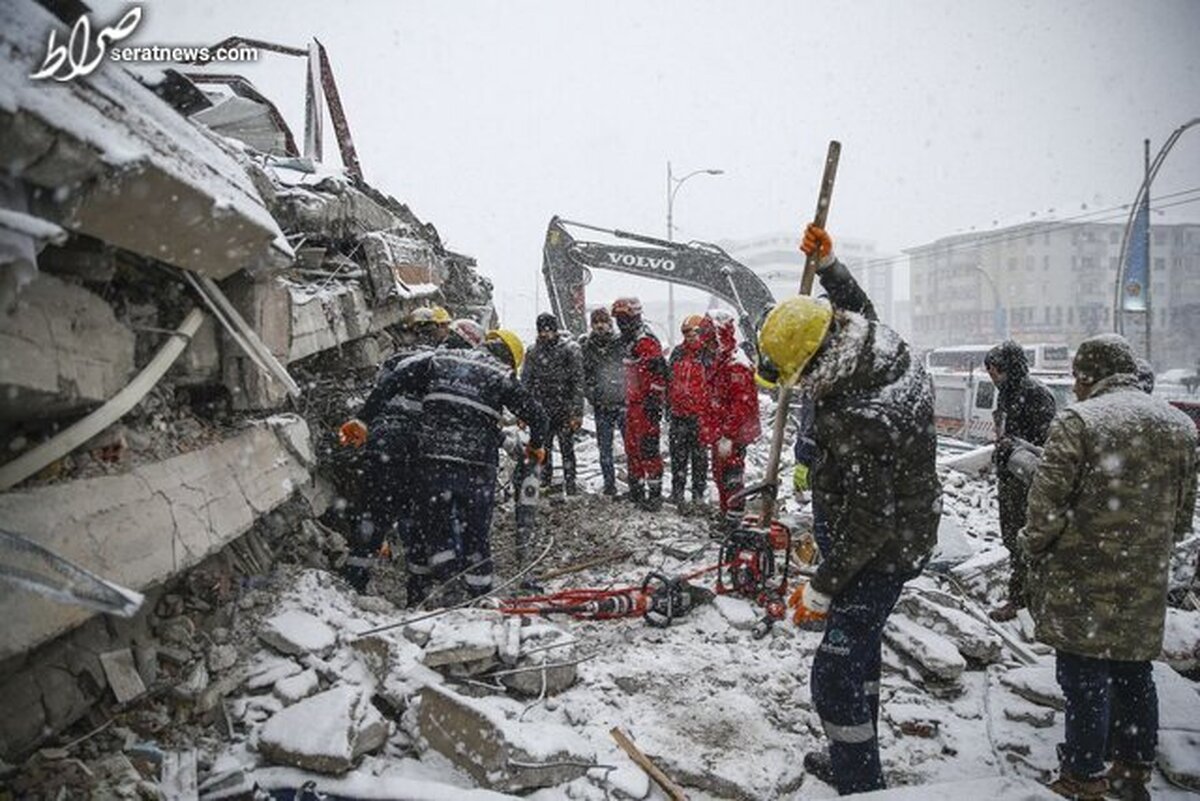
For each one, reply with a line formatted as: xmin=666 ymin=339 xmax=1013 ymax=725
xmin=580 ymin=330 xmax=626 ymax=411
xmin=1020 ymin=373 xmax=1198 ymax=661
xmin=361 ymin=348 xmax=548 ymax=469
xmin=521 ymin=337 xmax=584 ymax=426
xmin=372 ymin=345 xmax=431 ymax=429
xmin=987 ymin=341 xmax=1057 ymax=453
xmin=804 ymin=261 xmax=942 ymax=597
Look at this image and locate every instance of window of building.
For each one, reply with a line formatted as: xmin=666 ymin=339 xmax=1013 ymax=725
xmin=975 ymin=381 xmax=995 ymax=410
xmin=1055 ymin=306 xmax=1063 ymax=325
xmin=1154 ymin=230 xmax=1166 ymax=245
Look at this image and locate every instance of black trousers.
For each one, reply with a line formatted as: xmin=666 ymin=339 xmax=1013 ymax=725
xmin=668 ymin=414 xmax=708 ymax=500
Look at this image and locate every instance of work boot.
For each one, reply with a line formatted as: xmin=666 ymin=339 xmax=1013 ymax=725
xmin=1046 ymin=771 xmax=1107 ymax=800
xmin=1106 ymin=760 xmax=1152 ymax=801
xmin=802 ymin=751 xmax=836 ymax=786
xmin=601 ymin=483 xmax=618 ymax=497
xmin=565 ymin=481 xmax=580 ymax=496
xmin=627 ymin=481 xmax=645 ymax=505
xmin=989 ymin=601 xmax=1021 ymax=622
xmin=669 ymin=487 xmax=686 ymax=508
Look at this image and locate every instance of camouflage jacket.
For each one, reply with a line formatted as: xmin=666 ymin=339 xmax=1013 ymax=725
xmin=1019 ymin=374 xmax=1198 ymax=660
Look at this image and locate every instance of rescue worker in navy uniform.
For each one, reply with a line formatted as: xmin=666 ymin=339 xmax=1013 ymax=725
xmin=984 ymin=340 xmax=1057 ymax=621
xmin=579 ymin=307 xmax=627 ymax=496
xmin=521 ymin=313 xmax=585 ymax=495
xmin=342 ymin=330 xmax=547 ymax=605
xmin=611 ymin=297 xmax=669 ymax=511
xmin=760 ymin=224 xmax=941 ymax=795
xmin=338 ymin=311 xmax=435 ymax=594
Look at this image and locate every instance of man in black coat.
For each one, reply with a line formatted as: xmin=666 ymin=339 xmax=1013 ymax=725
xmin=579 ymin=307 xmax=627 ymax=496
xmin=522 ymin=313 xmax=584 ymax=495
xmin=984 ymin=340 xmax=1057 ymax=622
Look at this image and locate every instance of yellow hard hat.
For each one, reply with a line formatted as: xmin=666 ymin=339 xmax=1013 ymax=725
xmin=757 ymin=296 xmax=834 ymax=384
xmin=485 ymin=328 xmax=525 ymax=370
xmin=431 ymin=305 xmax=452 ymax=325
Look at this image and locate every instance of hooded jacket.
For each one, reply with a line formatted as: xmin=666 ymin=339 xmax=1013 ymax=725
xmin=804 ymin=261 xmax=942 ymax=596
xmin=580 ymin=329 xmax=627 ymax=410
xmin=704 ymin=313 xmax=761 ymax=446
xmin=521 ymin=335 xmax=584 ymax=425
xmin=985 ymin=341 xmax=1057 ymax=448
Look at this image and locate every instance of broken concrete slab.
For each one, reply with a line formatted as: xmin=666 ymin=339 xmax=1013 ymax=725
xmin=712 ymin=595 xmax=759 ymax=631
xmin=258 ymin=685 xmax=388 ymax=774
xmin=244 ymin=655 xmax=304 ymax=692
xmin=1153 ymin=661 xmax=1200 ymax=734
xmin=259 ymin=610 xmax=337 ymax=657
xmin=287 ymin=283 xmax=372 ymax=363
xmin=897 ymin=593 xmax=1004 ymax=664
xmin=417 ymin=684 xmax=593 ymax=793
xmin=420 ymin=615 xmax=500 ymax=675
xmin=999 ymin=664 xmax=1063 ymax=710
xmin=0 ymin=272 xmax=135 ymax=421
xmin=1162 ymin=608 xmax=1200 ymax=673
xmin=1158 ymin=730 xmax=1200 ymax=791
xmin=884 ymin=615 xmax=966 ymax=683
xmin=219 ymin=274 xmax=292 ymax=411
xmin=273 ymin=669 xmax=320 ymax=705
xmin=0 ymin=415 xmax=312 ymax=661
xmin=98 ymin=648 xmax=147 ymax=704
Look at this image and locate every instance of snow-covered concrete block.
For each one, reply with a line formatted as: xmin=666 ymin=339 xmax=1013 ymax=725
xmin=1162 ymin=608 xmax=1200 ymax=672
xmin=713 ymin=595 xmax=759 ymax=631
xmin=884 ymin=615 xmax=966 ymax=683
xmin=898 ymin=594 xmax=1004 ymax=664
xmin=219 ymin=274 xmax=291 ymax=411
xmin=999 ymin=665 xmax=1063 ymax=710
xmin=1154 ymin=661 xmax=1200 ymax=734
xmin=421 ymin=615 xmax=500 ymax=675
xmin=417 ymin=684 xmax=593 ymax=792
xmin=287 ymin=283 xmax=372 ymax=363
xmin=258 ymin=685 xmax=387 ymax=774
xmin=273 ymin=669 xmax=320 ymax=705
xmin=243 ymin=655 xmax=303 ymax=691
xmin=1158 ymin=730 xmax=1200 ymax=791
xmin=0 ymin=416 xmax=312 ymax=661
xmin=259 ymin=610 xmax=337 ymax=657
xmin=0 ymin=272 xmax=134 ymax=421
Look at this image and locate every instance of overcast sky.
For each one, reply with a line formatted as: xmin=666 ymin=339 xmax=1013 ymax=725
xmin=93 ymin=0 xmax=1200 ymax=337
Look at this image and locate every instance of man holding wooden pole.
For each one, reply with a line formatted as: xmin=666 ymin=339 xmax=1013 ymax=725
xmin=761 ymin=224 xmax=942 ymax=794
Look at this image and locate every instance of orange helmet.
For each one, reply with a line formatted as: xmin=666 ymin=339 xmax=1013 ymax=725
xmin=681 ymin=314 xmax=706 ymax=334
xmin=611 ymin=297 xmax=642 ymax=318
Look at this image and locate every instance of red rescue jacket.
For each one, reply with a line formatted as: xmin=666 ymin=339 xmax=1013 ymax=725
xmin=704 ymin=323 xmax=761 ymax=446
xmin=668 ymin=340 xmax=710 ymax=418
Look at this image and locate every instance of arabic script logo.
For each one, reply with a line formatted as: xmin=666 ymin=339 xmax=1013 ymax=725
xmin=30 ymin=7 xmax=142 ymax=82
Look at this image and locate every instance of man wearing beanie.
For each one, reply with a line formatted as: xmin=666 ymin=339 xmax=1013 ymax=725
xmin=1020 ymin=333 xmax=1197 ymax=800
xmin=522 ymin=313 xmax=585 ymax=495
xmin=580 ymin=307 xmax=627 ymax=496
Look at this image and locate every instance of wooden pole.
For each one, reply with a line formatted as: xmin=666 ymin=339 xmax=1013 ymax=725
xmin=610 ymin=727 xmax=688 ymax=801
xmin=759 ymin=141 xmax=841 ymax=524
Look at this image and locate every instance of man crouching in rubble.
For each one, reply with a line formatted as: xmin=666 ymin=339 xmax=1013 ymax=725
xmin=1019 ymin=334 xmax=1197 ymax=801
xmin=758 ymin=225 xmax=941 ymax=795
xmin=342 ymin=329 xmax=547 ymax=606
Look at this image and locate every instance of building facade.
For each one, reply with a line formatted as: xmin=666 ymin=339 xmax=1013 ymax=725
xmin=907 ymin=221 xmax=1200 ymax=370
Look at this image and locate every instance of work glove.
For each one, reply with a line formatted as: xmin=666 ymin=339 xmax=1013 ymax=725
xmin=339 ymin=419 xmax=368 ymax=448
xmin=525 ymin=444 xmax=547 ymax=464
xmin=993 ymin=437 xmax=1014 ymax=469
xmin=788 ymin=582 xmax=831 ymax=626
xmin=793 ymin=463 xmax=810 ymax=493
xmin=570 ymin=417 xmax=583 ymax=431
xmin=716 ymin=437 xmax=733 ymax=459
xmin=800 ymin=224 xmax=836 ymax=270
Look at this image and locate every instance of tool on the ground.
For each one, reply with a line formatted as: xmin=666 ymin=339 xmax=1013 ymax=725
xmin=723 ymin=483 xmax=800 ymax=637
xmin=758 ymin=140 xmax=841 ymax=528
xmin=498 ymin=570 xmax=714 ymax=627
xmin=514 ymin=453 xmax=542 ymax=568
xmin=0 ymin=528 xmax=144 ymax=617
xmin=610 ymin=727 xmax=688 ymax=801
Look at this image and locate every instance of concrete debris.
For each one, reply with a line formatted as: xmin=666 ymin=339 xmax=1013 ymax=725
xmin=897 ymin=592 xmax=1004 ymax=664
xmin=884 ymin=614 xmax=967 ymax=683
xmin=273 ymin=668 xmax=321 ymax=705
xmin=999 ymin=665 xmax=1063 ymax=710
xmin=712 ymin=595 xmax=761 ymax=631
xmin=98 ymin=648 xmax=148 ymax=704
xmin=842 ymin=776 xmax=1061 ymax=799
xmin=1162 ymin=608 xmax=1200 ymax=672
xmin=417 ymin=684 xmax=593 ymax=792
xmin=207 ymin=643 xmax=239 ymax=674
xmin=421 ymin=615 xmax=502 ymax=675
xmin=259 ymin=609 xmax=338 ymax=657
xmin=244 ymin=654 xmax=304 ymax=691
xmin=1158 ymin=730 xmax=1200 ymax=791
xmin=258 ymin=685 xmax=388 ymax=774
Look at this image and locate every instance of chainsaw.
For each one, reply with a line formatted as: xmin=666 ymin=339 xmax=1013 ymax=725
xmin=497 ymin=570 xmax=714 ymax=627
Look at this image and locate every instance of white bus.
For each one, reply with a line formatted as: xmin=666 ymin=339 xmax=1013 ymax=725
xmin=924 ymin=343 xmax=1072 ymax=374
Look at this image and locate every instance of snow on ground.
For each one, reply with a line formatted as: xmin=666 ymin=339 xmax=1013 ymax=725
xmin=166 ymin=405 xmax=1200 ymax=798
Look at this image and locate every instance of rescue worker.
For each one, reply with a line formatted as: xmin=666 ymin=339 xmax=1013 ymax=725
xmin=793 ymin=391 xmax=831 ymax=554
xmin=522 ymin=313 xmax=585 ymax=495
xmin=703 ymin=310 xmax=761 ymax=530
xmin=338 ymin=310 xmax=434 ymax=594
xmin=667 ymin=314 xmax=711 ymax=510
xmin=430 ymin=305 xmax=453 ymax=345
xmin=342 ymin=329 xmax=547 ymax=605
xmin=408 ymin=307 xmax=441 ymax=348
xmin=761 ymin=225 xmax=941 ymax=795
xmin=579 ymin=307 xmax=627 ymax=496
xmin=984 ymin=340 xmax=1058 ymax=621
xmin=445 ymin=318 xmax=486 ymax=350
xmin=1019 ymin=335 xmax=1196 ymax=801
xmin=611 ymin=297 xmax=668 ymax=511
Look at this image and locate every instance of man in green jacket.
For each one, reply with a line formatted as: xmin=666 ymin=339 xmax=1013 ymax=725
xmin=1020 ymin=334 xmax=1198 ymax=801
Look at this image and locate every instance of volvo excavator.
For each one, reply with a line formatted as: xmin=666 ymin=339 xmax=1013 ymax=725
xmin=541 ymin=216 xmax=776 ymax=348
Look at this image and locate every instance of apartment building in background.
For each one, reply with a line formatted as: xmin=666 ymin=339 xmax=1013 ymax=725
xmin=907 ymin=220 xmax=1200 ymax=370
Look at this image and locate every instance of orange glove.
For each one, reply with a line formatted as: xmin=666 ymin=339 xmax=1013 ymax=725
xmin=339 ymin=418 xmax=368 ymax=448
xmin=788 ymin=582 xmax=831 ymax=626
xmin=525 ymin=444 xmax=547 ymax=464
xmin=570 ymin=418 xmax=583 ymax=431
xmin=800 ymin=224 xmax=834 ymax=268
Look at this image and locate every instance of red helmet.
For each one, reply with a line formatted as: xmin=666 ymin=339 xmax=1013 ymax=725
xmin=611 ymin=297 xmax=642 ymax=318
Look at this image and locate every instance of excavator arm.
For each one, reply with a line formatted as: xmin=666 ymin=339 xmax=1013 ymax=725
xmin=542 ymin=216 xmax=775 ymax=347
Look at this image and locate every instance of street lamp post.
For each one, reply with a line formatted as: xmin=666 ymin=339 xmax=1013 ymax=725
xmin=666 ymin=161 xmax=723 ymax=345
xmin=974 ymin=264 xmax=1008 ymax=340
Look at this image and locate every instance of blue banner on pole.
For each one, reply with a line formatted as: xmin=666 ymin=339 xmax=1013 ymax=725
xmin=1122 ymin=194 xmax=1150 ymax=312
